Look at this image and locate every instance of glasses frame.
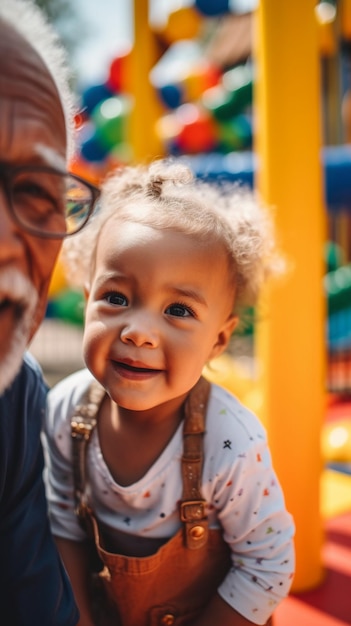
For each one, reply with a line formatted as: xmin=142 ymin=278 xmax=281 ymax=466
xmin=1 ymin=162 xmax=101 ymax=239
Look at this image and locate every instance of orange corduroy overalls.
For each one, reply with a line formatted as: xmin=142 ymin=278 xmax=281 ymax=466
xmin=71 ymin=377 xmax=272 ymax=626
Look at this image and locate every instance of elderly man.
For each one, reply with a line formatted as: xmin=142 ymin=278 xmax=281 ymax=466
xmin=0 ymin=1 xmax=99 ymax=623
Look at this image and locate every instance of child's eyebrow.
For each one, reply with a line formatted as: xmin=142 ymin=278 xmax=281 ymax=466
xmin=94 ymin=271 xmax=127 ymax=287
xmin=168 ymin=286 xmax=208 ymax=307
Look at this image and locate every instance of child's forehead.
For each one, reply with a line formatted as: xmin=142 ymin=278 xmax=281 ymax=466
xmin=96 ymin=216 xmax=228 ymax=267
xmin=99 ymin=217 xmax=160 ymax=245
xmin=95 ymin=218 xmax=234 ymax=289
xmin=98 ymin=217 xmax=194 ymax=250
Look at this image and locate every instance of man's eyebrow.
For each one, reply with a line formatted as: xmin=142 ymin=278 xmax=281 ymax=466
xmin=34 ymin=144 xmax=66 ymax=170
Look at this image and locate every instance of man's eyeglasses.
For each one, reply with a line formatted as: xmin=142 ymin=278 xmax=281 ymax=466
xmin=1 ymin=163 xmax=101 ymax=238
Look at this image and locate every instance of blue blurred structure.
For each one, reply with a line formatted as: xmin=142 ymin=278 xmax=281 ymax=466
xmin=186 ymin=144 xmax=351 ymax=211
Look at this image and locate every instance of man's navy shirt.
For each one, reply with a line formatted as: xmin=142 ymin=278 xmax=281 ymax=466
xmin=0 ymin=353 xmax=79 ymax=625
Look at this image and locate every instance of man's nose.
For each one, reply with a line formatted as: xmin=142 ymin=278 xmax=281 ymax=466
xmin=120 ymin=312 xmax=159 ymax=348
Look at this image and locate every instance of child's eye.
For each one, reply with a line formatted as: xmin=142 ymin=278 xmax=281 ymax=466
xmin=105 ymin=292 xmax=128 ymax=306
xmin=166 ymin=303 xmax=195 ymax=318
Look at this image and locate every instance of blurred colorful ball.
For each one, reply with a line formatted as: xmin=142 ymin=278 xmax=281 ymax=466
xmin=157 ymin=62 xmax=220 ymax=110
xmin=155 ymin=112 xmax=182 ymax=149
xmin=217 ymin=114 xmax=252 ymax=152
xmin=202 ymin=65 xmax=253 ymax=121
xmin=202 ymin=81 xmax=252 ymax=122
xmin=80 ymin=130 xmax=109 ymax=163
xmin=195 ymin=0 xmax=230 ymax=16
xmin=157 ymin=6 xmax=202 ymax=44
xmin=92 ymin=96 xmax=131 ymax=150
xmin=182 ymin=61 xmax=221 ymax=102
xmin=81 ymin=82 xmax=114 ymax=116
xmin=175 ymin=103 xmax=218 ymax=153
xmin=158 ymin=83 xmax=184 ymax=109
xmin=326 ymin=241 xmax=343 ymax=273
xmin=322 ymin=419 xmax=351 ymax=462
xmin=107 ymin=48 xmax=132 ymax=93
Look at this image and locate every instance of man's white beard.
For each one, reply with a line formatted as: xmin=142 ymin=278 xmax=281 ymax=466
xmin=0 ymin=269 xmax=38 ymax=394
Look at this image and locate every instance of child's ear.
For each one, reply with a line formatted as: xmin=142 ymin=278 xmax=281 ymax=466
xmin=83 ymin=282 xmax=91 ymax=301
xmin=208 ymin=314 xmax=239 ymax=361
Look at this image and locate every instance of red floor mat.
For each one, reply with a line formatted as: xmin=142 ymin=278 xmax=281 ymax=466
xmin=275 ymin=511 xmax=351 ymax=625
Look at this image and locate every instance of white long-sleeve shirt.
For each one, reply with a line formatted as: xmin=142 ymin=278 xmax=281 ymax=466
xmin=43 ymin=368 xmax=295 ymax=625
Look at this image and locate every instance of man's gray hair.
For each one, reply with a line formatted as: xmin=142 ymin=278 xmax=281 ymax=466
xmin=0 ymin=0 xmax=76 ymax=159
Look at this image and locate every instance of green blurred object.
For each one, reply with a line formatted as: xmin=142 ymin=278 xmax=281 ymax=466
xmin=50 ymin=289 xmax=85 ymax=326
xmin=92 ymin=96 xmax=131 ymax=150
xmin=217 ymin=114 xmax=252 ymax=152
xmin=202 ymin=65 xmax=253 ymax=122
xmin=325 ymin=264 xmax=351 ymax=314
xmin=234 ymin=306 xmax=255 ymax=337
xmin=325 ymin=241 xmax=343 ymax=273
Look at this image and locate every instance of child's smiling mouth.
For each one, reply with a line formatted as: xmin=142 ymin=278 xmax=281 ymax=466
xmin=111 ymin=358 xmax=162 ymax=379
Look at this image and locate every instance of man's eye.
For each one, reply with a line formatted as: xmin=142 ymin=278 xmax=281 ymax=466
xmin=105 ymin=293 xmax=128 ymax=306
xmin=12 ymin=179 xmax=61 ymax=222
xmin=166 ymin=303 xmax=194 ymax=318
xmin=13 ymin=180 xmax=56 ymax=203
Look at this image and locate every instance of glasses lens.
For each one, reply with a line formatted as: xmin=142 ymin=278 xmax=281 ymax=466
xmin=65 ymin=175 xmax=94 ymax=235
xmin=10 ymin=169 xmax=95 ymax=237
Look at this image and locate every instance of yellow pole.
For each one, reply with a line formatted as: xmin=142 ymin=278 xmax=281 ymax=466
xmin=128 ymin=0 xmax=164 ymax=162
xmin=340 ymin=0 xmax=351 ymax=39
xmin=254 ymin=1 xmax=326 ymax=591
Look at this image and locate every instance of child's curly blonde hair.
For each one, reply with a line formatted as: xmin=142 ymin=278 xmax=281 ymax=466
xmin=63 ymin=160 xmax=282 ymax=309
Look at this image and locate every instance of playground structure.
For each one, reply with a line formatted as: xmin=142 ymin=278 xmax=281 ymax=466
xmin=44 ymin=0 xmax=351 ymax=611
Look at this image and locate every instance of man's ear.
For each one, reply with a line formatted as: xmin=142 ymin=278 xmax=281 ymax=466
xmin=208 ymin=314 xmax=239 ymax=361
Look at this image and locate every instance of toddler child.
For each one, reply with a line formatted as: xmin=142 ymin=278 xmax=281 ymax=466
xmin=43 ymin=160 xmax=295 ymax=626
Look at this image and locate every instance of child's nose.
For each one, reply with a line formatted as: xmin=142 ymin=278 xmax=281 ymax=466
xmin=119 ymin=313 xmax=159 ymax=348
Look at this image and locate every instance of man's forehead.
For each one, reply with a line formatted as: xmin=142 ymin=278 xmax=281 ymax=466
xmin=0 ymin=19 xmax=52 ymax=92
xmin=0 ymin=18 xmax=67 ymax=161
xmin=0 ymin=17 xmax=41 ymax=67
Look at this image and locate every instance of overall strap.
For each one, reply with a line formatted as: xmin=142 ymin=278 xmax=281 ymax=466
xmin=180 ymin=376 xmax=211 ymax=550
xmin=71 ymin=376 xmax=211 ymax=549
xmin=71 ymin=380 xmax=105 ymax=528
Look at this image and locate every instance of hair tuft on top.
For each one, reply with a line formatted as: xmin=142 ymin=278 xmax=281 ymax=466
xmin=63 ymin=159 xmax=283 ymax=309
xmin=147 ymin=177 xmax=163 ymax=199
